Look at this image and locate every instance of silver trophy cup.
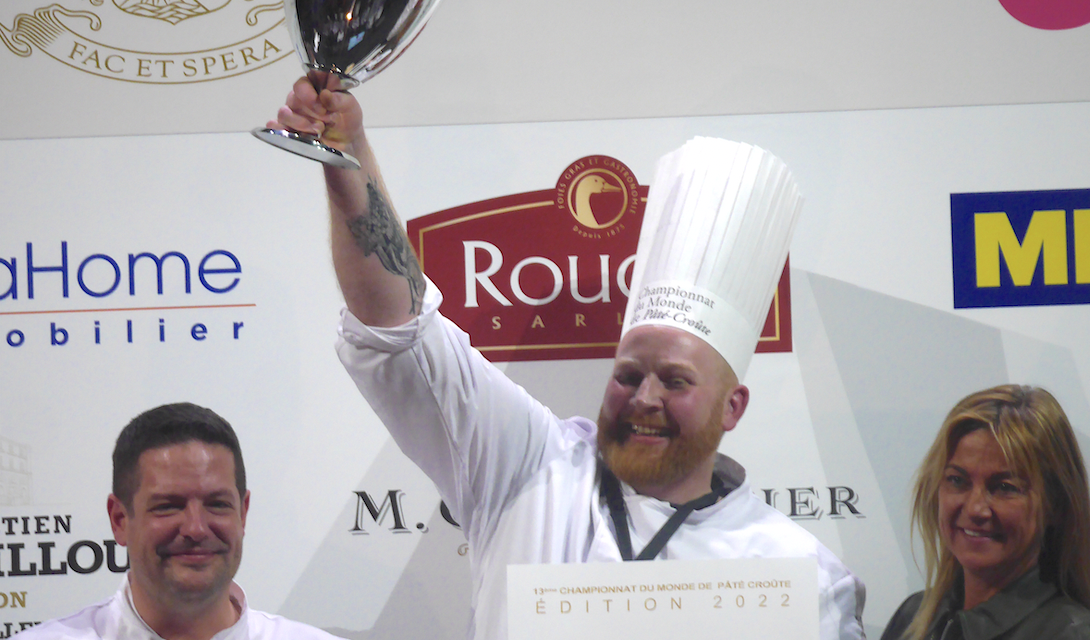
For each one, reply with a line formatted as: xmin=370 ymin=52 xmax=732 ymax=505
xmin=252 ymin=0 xmax=441 ymax=169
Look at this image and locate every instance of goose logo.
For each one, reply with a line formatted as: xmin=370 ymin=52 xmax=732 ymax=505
xmin=555 ymin=156 xmax=640 ymax=238
xmin=0 ymin=0 xmax=292 ymax=83
xmin=998 ymin=0 xmax=1090 ymax=30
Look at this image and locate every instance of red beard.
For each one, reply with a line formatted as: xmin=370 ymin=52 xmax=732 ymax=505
xmin=597 ymin=397 xmax=724 ymax=490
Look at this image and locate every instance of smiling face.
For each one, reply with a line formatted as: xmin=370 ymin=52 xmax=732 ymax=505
xmin=108 ymin=441 xmax=249 ymax=613
xmin=597 ymin=325 xmax=748 ymax=503
xmin=939 ymin=429 xmax=1042 ymax=597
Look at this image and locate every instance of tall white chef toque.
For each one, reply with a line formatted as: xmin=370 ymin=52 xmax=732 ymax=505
xmin=621 ymin=137 xmax=803 ymax=382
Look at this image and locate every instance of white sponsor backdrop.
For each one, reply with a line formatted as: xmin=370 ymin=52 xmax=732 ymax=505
xmin=2 ymin=0 xmax=1090 ymax=638
xmin=4 ymin=0 xmax=1090 ymax=138
xmin=3 ymin=101 xmax=1090 ymax=638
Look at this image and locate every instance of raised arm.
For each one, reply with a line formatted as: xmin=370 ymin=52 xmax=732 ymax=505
xmin=275 ymin=76 xmax=575 ymax=536
xmin=270 ymin=74 xmax=425 ymax=327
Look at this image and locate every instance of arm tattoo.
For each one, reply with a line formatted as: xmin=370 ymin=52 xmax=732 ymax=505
xmin=345 ymin=177 xmax=426 ymax=315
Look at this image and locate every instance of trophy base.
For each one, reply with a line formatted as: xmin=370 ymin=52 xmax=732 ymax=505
xmin=250 ymin=128 xmax=361 ymax=170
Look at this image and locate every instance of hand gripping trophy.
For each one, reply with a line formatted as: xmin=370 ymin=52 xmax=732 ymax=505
xmin=252 ymin=0 xmax=441 ymax=169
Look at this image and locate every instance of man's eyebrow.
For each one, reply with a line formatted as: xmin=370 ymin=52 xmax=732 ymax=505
xmin=145 ymin=489 xmax=237 ymax=500
xmin=658 ymin=361 xmax=699 ymax=372
xmin=144 ymin=492 xmax=183 ymax=503
xmin=205 ymin=489 xmax=237 ymax=497
xmin=612 ymin=358 xmax=699 ymax=373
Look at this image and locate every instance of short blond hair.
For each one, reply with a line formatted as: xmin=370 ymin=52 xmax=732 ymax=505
xmin=902 ymin=385 xmax=1090 ymax=640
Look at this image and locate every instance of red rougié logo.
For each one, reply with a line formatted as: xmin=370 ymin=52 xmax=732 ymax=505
xmin=407 ymin=155 xmax=791 ymax=362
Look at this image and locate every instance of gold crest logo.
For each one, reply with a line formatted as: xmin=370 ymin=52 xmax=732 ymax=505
xmin=113 ymin=0 xmax=227 ymax=25
xmin=1 ymin=0 xmax=292 ymax=83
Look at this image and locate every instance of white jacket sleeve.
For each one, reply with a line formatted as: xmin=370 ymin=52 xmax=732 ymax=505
xmin=818 ymin=544 xmax=867 ymax=640
xmin=336 ymin=280 xmax=569 ymax=537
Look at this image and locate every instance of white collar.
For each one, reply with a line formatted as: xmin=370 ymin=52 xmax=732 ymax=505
xmin=118 ymin=574 xmax=249 ymax=640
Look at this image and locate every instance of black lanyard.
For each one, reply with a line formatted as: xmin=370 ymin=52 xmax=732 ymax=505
xmin=600 ymin=465 xmax=728 ymax=561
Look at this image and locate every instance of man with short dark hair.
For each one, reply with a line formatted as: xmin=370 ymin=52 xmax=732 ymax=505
xmin=19 ymin=403 xmax=342 ymax=640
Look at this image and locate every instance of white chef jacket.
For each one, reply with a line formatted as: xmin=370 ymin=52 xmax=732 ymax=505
xmin=16 ymin=575 xmax=342 ymax=640
xmin=337 ymin=282 xmax=865 ymax=640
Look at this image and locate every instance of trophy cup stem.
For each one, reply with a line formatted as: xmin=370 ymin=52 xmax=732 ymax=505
xmin=303 ymin=65 xmax=360 ymax=90
xmin=250 ymin=127 xmax=361 ymax=170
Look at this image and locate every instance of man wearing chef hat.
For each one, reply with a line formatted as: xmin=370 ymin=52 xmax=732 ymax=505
xmin=272 ymin=78 xmax=865 ymax=640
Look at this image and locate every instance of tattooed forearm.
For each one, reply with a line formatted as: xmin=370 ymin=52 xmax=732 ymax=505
xmin=345 ymin=177 xmax=426 ymax=315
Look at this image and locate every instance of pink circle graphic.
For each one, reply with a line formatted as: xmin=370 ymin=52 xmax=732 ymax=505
xmin=998 ymin=0 xmax=1090 ymax=30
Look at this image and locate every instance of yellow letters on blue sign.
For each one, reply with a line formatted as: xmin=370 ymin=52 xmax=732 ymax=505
xmin=974 ymin=210 xmax=1067 ymax=287
xmin=952 ymin=189 xmax=1090 ymax=309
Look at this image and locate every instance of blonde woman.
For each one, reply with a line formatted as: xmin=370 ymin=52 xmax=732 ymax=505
xmin=881 ymin=385 xmax=1090 ymax=639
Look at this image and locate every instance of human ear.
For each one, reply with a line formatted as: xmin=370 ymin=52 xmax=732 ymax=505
xmin=240 ymin=490 xmax=251 ymax=531
xmin=106 ymin=494 xmax=130 ymax=547
xmin=721 ymin=384 xmax=750 ymax=432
